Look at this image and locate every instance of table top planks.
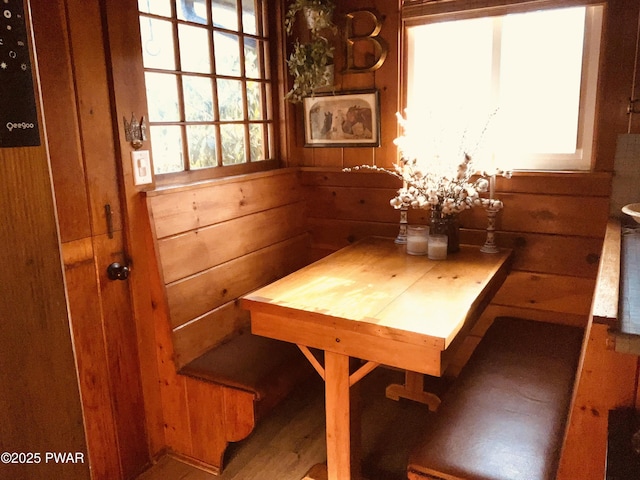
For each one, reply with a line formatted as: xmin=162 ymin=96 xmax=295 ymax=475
xmin=242 ymin=237 xmax=512 ymax=360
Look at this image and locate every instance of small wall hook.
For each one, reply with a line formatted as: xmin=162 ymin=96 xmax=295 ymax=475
xmin=123 ymin=113 xmax=147 ymax=149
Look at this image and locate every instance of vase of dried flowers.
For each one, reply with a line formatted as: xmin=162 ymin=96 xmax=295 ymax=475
xmin=430 ymin=207 xmax=460 ymax=253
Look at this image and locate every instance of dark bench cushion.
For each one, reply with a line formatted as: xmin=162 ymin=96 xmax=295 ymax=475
xmin=179 ymin=333 xmax=310 ymax=401
xmin=408 ymin=317 xmax=584 ymax=480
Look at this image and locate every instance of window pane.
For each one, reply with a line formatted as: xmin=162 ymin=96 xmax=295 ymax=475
xmin=140 ymin=17 xmax=176 ymax=70
xmin=245 ymin=38 xmax=260 ymax=78
xmin=242 ymin=0 xmax=257 ymax=34
xmin=183 ymin=76 xmax=214 ymax=121
xmin=177 ymin=0 xmax=208 ymax=24
xmin=249 ymin=123 xmax=265 ymax=161
xmin=187 ymin=125 xmax=217 ymax=169
xmin=213 ymin=1 xmax=238 ymax=31
xmin=138 ymin=0 xmax=171 ymax=17
xmin=218 ymin=79 xmax=244 ymax=120
xmin=220 ymin=124 xmax=246 ymax=165
xmin=247 ymin=80 xmax=262 ymax=120
xmin=498 ymin=7 xmax=585 ymax=156
xmin=179 ymin=25 xmax=211 ymax=73
xmin=150 ymin=125 xmax=184 ymax=174
xmin=140 ymin=0 xmax=273 ymax=178
xmin=214 ymin=32 xmax=241 ymax=76
xmin=145 ymin=72 xmax=180 ymax=121
xmin=406 ymin=5 xmax=599 ymax=170
xmin=407 ymin=18 xmax=494 ymax=158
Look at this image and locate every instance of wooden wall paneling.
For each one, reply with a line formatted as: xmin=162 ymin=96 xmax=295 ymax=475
xmin=102 ymin=0 xmax=168 ymax=460
xmin=61 ymin=239 xmax=121 ymax=480
xmin=307 ymin=217 xmax=401 ymax=249
xmin=158 ymin=201 xmax=307 ymax=284
xmin=301 ymin=169 xmax=612 ymax=195
xmin=491 ymin=271 xmax=595 ymax=318
xmin=463 ymin=229 xmax=603 ymax=278
xmin=172 ymin=304 xmax=252 ymax=368
xmin=628 ymin=0 xmax=640 ymax=135
xmin=299 ymin=168 xmax=401 ymax=188
xmin=594 ymin=0 xmax=640 ymax=166
xmin=484 ymin=193 xmax=610 ymax=237
xmin=30 ymin=0 xmax=91 ymax=243
xmin=495 ymin=171 xmax=612 ymax=196
xmin=480 ymin=304 xmax=589 ymax=329
xmin=167 ymin=234 xmax=310 ymax=328
xmin=306 ymin=185 xmax=401 ymax=223
xmin=311 ymin=147 xmax=345 ymax=168
xmin=148 ymin=169 xmax=303 ymax=239
xmin=66 ymin=0 xmax=123 ymax=237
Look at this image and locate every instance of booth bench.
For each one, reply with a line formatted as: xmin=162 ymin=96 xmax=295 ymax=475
xmin=145 ymin=170 xmax=313 ymax=473
xmin=407 ymin=316 xmax=584 ymax=480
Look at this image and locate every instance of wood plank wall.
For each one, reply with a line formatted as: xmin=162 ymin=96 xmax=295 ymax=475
xmin=146 ymin=169 xmax=311 ymax=368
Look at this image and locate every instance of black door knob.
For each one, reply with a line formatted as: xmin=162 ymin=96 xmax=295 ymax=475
xmin=107 ymin=262 xmax=130 ymax=281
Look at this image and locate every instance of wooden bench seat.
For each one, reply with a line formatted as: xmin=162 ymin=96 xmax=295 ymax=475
xmin=407 ymin=316 xmax=584 ymax=480
xmin=179 ymin=333 xmax=313 ymax=418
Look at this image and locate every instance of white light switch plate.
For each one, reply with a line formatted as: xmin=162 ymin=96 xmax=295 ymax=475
xmin=131 ymin=150 xmax=153 ymax=186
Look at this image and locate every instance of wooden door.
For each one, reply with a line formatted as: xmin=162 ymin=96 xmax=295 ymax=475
xmin=26 ymin=0 xmax=155 ymax=479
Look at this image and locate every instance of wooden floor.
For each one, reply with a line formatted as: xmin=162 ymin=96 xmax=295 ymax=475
xmin=136 ymin=368 xmax=437 ymax=480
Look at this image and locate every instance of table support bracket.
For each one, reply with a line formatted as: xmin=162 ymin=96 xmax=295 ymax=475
xmin=297 ymin=345 xmax=379 ymax=388
xmin=298 ymin=345 xmax=325 ymax=380
xmin=385 ymin=371 xmax=441 ymax=411
xmin=349 ymin=361 xmax=378 ymax=387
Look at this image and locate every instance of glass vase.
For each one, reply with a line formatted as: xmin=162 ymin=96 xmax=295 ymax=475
xmin=430 ymin=207 xmax=460 ymax=253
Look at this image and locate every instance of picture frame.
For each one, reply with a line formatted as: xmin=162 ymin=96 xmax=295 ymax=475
xmin=303 ymin=90 xmax=380 ymax=147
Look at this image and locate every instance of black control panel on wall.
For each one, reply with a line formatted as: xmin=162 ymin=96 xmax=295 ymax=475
xmin=0 ymin=0 xmax=40 ymax=148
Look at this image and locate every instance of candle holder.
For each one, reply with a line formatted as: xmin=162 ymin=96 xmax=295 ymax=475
xmin=395 ymin=205 xmax=408 ymax=244
xmin=480 ymin=201 xmax=502 ymax=253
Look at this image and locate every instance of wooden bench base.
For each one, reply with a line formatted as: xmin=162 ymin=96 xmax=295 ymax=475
xmin=407 ymin=317 xmax=584 ymax=480
xmin=175 ymin=333 xmax=313 ymax=472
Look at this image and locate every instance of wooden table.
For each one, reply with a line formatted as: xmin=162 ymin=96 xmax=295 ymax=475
xmin=240 ymin=237 xmax=512 ymax=480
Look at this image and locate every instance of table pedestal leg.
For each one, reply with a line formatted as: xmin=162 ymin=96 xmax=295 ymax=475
xmin=385 ymin=371 xmax=441 ymax=411
xmin=325 ymin=351 xmax=353 ymax=480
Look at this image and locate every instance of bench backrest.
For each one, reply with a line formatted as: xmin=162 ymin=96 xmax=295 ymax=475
xmin=146 ymin=169 xmax=310 ymax=368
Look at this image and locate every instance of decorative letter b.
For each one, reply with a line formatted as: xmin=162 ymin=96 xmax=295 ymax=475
xmin=344 ymin=10 xmax=388 ymax=74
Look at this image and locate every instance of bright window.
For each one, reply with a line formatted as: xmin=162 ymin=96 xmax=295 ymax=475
xmin=138 ymin=0 xmax=275 ymax=179
xmin=405 ymin=4 xmax=603 ymax=171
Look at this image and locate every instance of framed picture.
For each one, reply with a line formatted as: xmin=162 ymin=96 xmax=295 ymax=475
xmin=303 ymin=90 xmax=380 ymax=147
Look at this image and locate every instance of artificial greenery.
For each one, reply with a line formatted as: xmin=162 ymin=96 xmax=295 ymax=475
xmin=284 ymin=0 xmax=336 ymax=36
xmin=285 ymin=38 xmax=334 ymax=103
xmin=284 ymin=0 xmax=336 ymax=103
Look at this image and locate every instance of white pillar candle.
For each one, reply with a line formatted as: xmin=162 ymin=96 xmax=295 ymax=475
xmin=406 ymin=225 xmax=429 ymax=255
xmin=489 ymin=173 xmax=496 ymax=200
xmin=428 ymin=234 xmax=448 ymax=260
